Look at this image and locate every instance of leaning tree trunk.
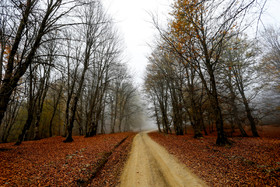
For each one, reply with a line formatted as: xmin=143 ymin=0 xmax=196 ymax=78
xmin=64 ymin=94 xmax=79 ymax=142
xmin=64 ymin=75 xmax=86 ymax=142
xmin=241 ymin=93 xmax=259 ymax=137
xmin=236 ymin=75 xmax=259 ymax=137
xmin=64 ymin=62 xmax=79 ymax=137
xmin=207 ymin=65 xmax=230 ymax=145
xmin=64 ymin=47 xmax=89 ymax=142
xmin=232 ymin=100 xmax=248 ymax=137
xmin=228 ymin=73 xmax=248 ymax=137
xmin=15 ymin=65 xmax=37 ymax=145
xmin=15 ymin=106 xmax=34 ymax=145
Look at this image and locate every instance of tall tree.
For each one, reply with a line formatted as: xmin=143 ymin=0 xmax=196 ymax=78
xmin=0 ymin=0 xmax=76 ymax=128
xmin=152 ymin=0 xmax=263 ymax=145
xmin=261 ymin=26 xmax=280 ymax=92
xmin=218 ymin=36 xmax=260 ymax=137
xmin=230 ymin=39 xmax=259 ymax=137
xmin=64 ymin=0 xmax=110 ymax=142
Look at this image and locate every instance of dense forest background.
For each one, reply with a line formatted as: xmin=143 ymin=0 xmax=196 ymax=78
xmin=0 ymin=0 xmax=144 ymax=144
xmin=143 ymin=0 xmax=280 ymax=144
xmin=0 ymin=0 xmax=279 ymax=145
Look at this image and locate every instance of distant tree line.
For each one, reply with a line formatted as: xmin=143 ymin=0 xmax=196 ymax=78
xmin=144 ymin=0 xmax=279 ymax=145
xmin=0 ymin=0 xmax=143 ymax=144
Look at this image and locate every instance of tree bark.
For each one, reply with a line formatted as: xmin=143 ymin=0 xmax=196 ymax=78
xmin=241 ymin=93 xmax=259 ymax=137
xmin=0 ymin=0 xmax=59 ymax=127
xmin=64 ymin=70 xmax=87 ymax=142
xmin=207 ymin=64 xmax=230 ymax=145
xmin=34 ymin=68 xmax=50 ymax=140
xmin=64 ymin=41 xmax=90 ymax=142
xmin=153 ymin=100 xmax=162 ymax=133
xmin=1 ymin=98 xmax=20 ymax=143
xmin=235 ymin=71 xmax=259 ymax=137
xmin=15 ymin=107 xmax=34 ymax=145
xmin=15 ymin=65 xmax=36 ymax=145
xmin=0 ymin=0 xmax=32 ymax=125
xmin=230 ymin=95 xmax=248 ymax=137
xmin=49 ymin=84 xmax=63 ymax=137
xmin=227 ymin=69 xmax=248 ymax=137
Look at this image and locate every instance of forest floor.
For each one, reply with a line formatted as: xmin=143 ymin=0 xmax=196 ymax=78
xmin=1 ymin=125 xmax=279 ymax=186
xmin=149 ymin=125 xmax=280 ymax=186
xmin=0 ymin=132 xmax=135 ymax=186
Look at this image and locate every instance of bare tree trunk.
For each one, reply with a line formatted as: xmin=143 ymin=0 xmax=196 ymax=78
xmin=0 ymin=0 xmax=63 ymax=127
xmin=241 ymin=92 xmax=259 ymax=137
xmin=1 ymin=95 xmax=21 ymax=143
xmin=34 ymin=66 xmax=51 ymax=140
xmin=33 ymin=90 xmax=48 ymax=140
xmin=207 ymin=65 xmax=230 ymax=145
xmin=64 ymin=58 xmax=79 ymax=137
xmin=113 ymin=87 xmax=119 ymax=133
xmin=15 ymin=111 xmax=34 ymax=145
xmin=226 ymin=68 xmax=248 ymax=137
xmin=0 ymin=0 xmax=34 ymax=125
xmin=199 ymin=105 xmax=208 ymax=136
xmin=235 ymin=72 xmax=259 ymax=137
xmin=64 ymin=62 xmax=88 ymax=142
xmin=153 ymin=100 xmax=162 ymax=133
xmin=110 ymin=95 xmax=115 ymax=133
xmin=15 ymin=65 xmax=36 ymax=145
xmin=160 ymin=102 xmax=170 ymax=134
xmin=100 ymin=101 xmax=106 ymax=134
xmin=64 ymin=31 xmax=91 ymax=142
xmin=49 ymin=84 xmax=63 ymax=137
xmin=230 ymin=93 xmax=248 ymax=137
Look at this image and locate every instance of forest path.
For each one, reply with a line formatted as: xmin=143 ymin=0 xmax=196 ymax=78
xmin=119 ymin=132 xmax=207 ymax=187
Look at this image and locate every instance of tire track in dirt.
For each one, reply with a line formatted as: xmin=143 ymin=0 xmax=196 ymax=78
xmin=120 ymin=132 xmax=207 ymax=187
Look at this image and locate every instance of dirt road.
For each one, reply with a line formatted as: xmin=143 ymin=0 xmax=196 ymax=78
xmin=120 ymin=132 xmax=207 ymax=187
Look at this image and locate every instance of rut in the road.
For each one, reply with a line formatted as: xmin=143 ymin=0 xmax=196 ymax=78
xmin=120 ymin=132 xmax=207 ymax=187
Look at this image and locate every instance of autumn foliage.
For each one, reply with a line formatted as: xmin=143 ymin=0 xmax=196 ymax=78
xmin=0 ymin=132 xmax=135 ymax=186
xmin=149 ymin=126 xmax=280 ymax=186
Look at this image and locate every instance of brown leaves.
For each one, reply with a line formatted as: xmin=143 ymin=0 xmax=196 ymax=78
xmin=91 ymin=134 xmax=135 ymax=186
xmin=149 ymin=128 xmax=280 ymax=186
xmin=0 ymin=132 xmax=135 ymax=186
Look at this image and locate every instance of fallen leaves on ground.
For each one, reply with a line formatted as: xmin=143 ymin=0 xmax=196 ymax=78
xmin=91 ymin=134 xmax=135 ymax=186
xmin=149 ymin=129 xmax=280 ymax=186
xmin=0 ymin=132 xmax=135 ymax=186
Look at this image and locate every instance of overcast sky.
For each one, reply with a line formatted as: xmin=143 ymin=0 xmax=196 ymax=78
xmin=103 ymin=0 xmax=172 ymax=85
xmin=103 ymin=0 xmax=280 ymax=85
